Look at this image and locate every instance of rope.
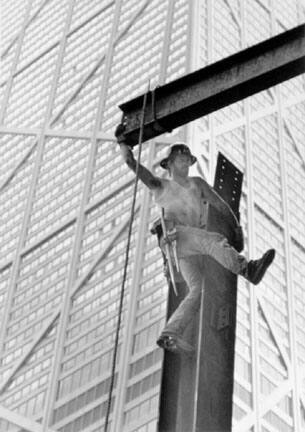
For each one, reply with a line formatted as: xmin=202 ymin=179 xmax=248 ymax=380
xmin=104 ymin=84 xmax=149 ymax=432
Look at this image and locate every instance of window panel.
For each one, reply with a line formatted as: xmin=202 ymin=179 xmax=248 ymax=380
xmin=124 ymin=394 xmax=158 ymax=426
xmin=0 ymin=135 xmax=36 ymax=263
xmin=250 ymin=89 xmax=274 ymax=113
xmin=133 ymin=319 xmax=164 ymax=355
xmin=56 ymin=397 xmax=110 ymax=431
xmin=213 ymin=0 xmax=241 ymax=62
xmin=252 ymin=115 xmax=283 ymax=221
xmin=129 ymin=349 xmax=162 ymax=380
xmin=50 ymin=4 xmax=115 ymax=131
xmin=216 ymin=127 xmax=247 ymax=173
xmin=5 ymin=46 xmax=59 ymax=127
xmin=0 ymin=266 xmax=11 ymax=323
xmin=89 ymin=139 xmax=135 ymax=204
xmin=233 ymin=402 xmax=248 ymax=421
xmin=283 ymin=115 xmax=305 ymax=247
xmin=246 ymin=0 xmax=271 ymax=46
xmin=126 ymin=370 xmax=161 ymax=403
xmin=19 ymin=0 xmax=69 ymax=67
xmin=1 ymin=225 xmax=73 ymax=368
xmin=71 ymin=0 xmax=113 ymax=28
xmin=165 ymin=0 xmax=189 ymax=82
xmin=280 ymin=75 xmax=305 ymax=103
xmin=26 ymin=137 xmax=90 ymax=245
xmin=274 ymin=0 xmax=298 ymax=30
xmin=258 ymin=308 xmax=288 ymax=394
xmin=291 ymin=240 xmax=305 ymax=371
xmin=0 ymin=0 xmax=28 ymax=52
xmin=264 ymin=409 xmax=294 ymax=432
xmin=0 ymin=323 xmax=57 ymax=417
xmin=1 ymin=44 xmax=18 ymax=87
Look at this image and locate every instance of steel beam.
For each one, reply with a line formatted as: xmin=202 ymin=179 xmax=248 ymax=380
xmin=119 ymin=24 xmax=305 ymax=147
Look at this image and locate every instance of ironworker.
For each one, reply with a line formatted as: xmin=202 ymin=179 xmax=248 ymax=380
xmin=117 ymin=131 xmax=275 ymax=353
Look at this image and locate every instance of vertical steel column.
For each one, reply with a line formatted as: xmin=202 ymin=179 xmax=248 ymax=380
xmin=41 ymin=0 xmax=123 ymax=428
xmin=193 ymin=155 xmax=242 ymax=432
xmin=240 ymin=2 xmax=261 ymax=431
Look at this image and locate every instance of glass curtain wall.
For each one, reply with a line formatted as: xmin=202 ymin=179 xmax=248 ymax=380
xmin=0 ymin=1 xmax=304 ymax=431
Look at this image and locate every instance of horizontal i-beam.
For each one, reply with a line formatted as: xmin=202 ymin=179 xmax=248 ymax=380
xmin=119 ymin=24 xmax=305 ymax=147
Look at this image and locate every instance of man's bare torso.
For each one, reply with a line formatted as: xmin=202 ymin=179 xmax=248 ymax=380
xmin=154 ymin=177 xmax=208 ymax=228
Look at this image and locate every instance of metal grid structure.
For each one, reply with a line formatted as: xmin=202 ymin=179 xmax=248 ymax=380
xmin=0 ymin=1 xmax=304 ymax=432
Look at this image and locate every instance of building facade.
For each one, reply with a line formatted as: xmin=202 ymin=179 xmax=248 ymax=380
xmin=0 ymin=1 xmax=305 ymax=431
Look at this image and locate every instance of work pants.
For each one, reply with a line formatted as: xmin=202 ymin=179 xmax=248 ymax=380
xmin=162 ymin=225 xmax=247 ymax=336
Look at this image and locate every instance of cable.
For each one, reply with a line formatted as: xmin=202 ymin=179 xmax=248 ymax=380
xmin=103 ymin=84 xmax=149 ymax=432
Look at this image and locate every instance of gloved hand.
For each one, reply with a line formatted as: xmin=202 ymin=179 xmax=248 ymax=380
xmin=234 ymin=225 xmax=244 ymax=252
xmin=114 ymin=123 xmax=126 ymax=144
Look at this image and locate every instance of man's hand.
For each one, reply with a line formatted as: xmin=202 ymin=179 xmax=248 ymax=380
xmin=115 ymin=122 xmax=163 ymax=190
xmin=114 ymin=123 xmax=126 ymax=144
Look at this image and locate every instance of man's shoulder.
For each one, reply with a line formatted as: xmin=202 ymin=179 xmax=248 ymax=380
xmin=190 ymin=176 xmax=214 ymax=196
xmin=190 ymin=176 xmax=207 ymax=187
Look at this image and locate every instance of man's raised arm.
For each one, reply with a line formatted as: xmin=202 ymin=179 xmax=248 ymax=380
xmin=115 ymin=124 xmax=163 ymax=191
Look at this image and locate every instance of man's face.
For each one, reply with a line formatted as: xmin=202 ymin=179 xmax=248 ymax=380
xmin=169 ymin=153 xmax=191 ymax=175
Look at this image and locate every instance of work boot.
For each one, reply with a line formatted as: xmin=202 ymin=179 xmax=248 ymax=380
xmin=245 ymin=249 xmax=275 ymax=285
xmin=157 ymin=333 xmax=194 ymax=354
